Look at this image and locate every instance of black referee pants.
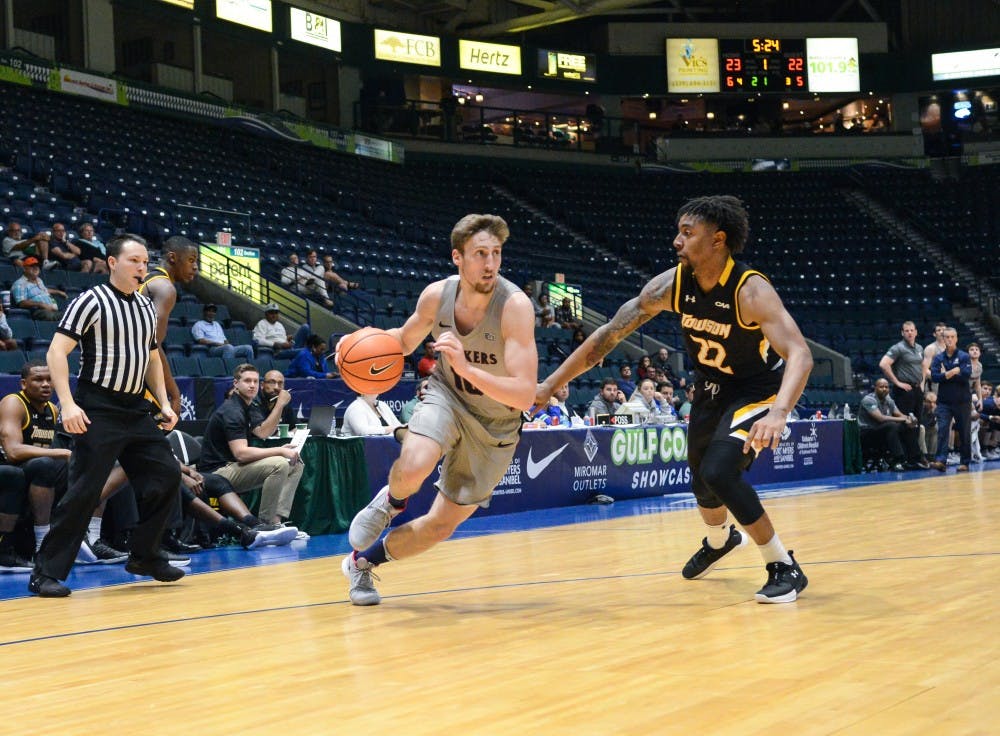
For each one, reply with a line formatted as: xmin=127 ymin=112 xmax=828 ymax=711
xmin=34 ymin=385 xmax=181 ymax=581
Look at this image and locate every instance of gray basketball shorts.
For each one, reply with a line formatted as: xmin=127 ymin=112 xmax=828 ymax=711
xmin=407 ymin=387 xmax=521 ymax=507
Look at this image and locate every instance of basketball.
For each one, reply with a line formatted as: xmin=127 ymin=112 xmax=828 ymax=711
xmin=336 ymin=327 xmax=405 ymax=395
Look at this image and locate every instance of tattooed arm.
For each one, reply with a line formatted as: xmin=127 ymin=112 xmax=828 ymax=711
xmin=535 ymin=268 xmax=676 ymax=406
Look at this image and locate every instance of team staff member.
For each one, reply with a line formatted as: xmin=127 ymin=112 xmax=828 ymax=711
xmin=30 ymin=234 xmax=183 ymax=597
xmin=198 ymin=364 xmax=303 ymax=527
xmin=537 ymin=195 xmax=812 ymax=604
xmin=929 ymin=327 xmax=973 ymax=473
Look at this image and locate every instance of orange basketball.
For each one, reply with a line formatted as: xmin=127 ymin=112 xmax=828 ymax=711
xmin=336 ymin=327 xmax=405 ymax=395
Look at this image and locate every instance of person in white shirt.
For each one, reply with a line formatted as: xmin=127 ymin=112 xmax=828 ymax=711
xmin=280 ymin=253 xmax=332 ymax=308
xmin=342 ymin=393 xmax=402 ymax=436
xmin=252 ymin=303 xmax=292 ymax=352
xmin=618 ymin=378 xmax=672 ymax=421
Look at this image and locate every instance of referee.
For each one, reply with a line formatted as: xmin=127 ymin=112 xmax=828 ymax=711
xmin=30 ymin=234 xmax=183 ymax=597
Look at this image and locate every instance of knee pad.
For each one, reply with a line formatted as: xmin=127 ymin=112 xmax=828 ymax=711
xmin=202 ymin=473 xmax=234 ymax=503
xmin=697 ymin=441 xmax=764 ymax=526
xmin=23 ymin=456 xmax=66 ymax=490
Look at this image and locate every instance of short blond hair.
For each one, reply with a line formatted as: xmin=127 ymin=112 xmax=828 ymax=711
xmin=450 ymin=214 xmax=509 ymax=253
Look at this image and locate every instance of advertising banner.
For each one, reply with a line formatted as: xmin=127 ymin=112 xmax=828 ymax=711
xmin=55 ymin=68 xmax=120 ymax=103
xmin=365 ymin=419 xmax=843 ymax=521
xmin=374 ymin=29 xmax=441 ymax=67
xmin=666 ymin=38 xmax=720 ymax=93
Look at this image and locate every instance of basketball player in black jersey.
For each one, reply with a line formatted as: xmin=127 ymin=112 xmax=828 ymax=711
xmin=537 ymin=195 xmax=812 ymax=603
xmin=139 ymin=235 xmax=200 ymax=417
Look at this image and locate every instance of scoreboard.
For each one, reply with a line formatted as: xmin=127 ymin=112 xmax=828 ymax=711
xmin=720 ymin=38 xmax=806 ymax=92
xmin=667 ymin=37 xmax=859 ymax=94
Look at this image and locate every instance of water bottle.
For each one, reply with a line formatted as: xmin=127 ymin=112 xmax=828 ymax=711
xmin=842 ymin=403 xmax=853 ymax=420
xmin=829 ymin=404 xmax=839 ymax=420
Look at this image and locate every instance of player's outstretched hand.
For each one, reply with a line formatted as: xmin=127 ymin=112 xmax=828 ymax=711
xmin=531 ymin=383 xmax=554 ymax=417
xmin=743 ymin=408 xmax=787 ymax=454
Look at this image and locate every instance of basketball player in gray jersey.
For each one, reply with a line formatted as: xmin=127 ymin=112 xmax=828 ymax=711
xmin=341 ymin=214 xmax=538 ymax=606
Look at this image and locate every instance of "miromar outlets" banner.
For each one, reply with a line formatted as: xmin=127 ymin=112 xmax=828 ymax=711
xmin=367 ymin=420 xmax=844 ymax=521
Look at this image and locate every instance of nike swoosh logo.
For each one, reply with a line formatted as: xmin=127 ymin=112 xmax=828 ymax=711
xmin=438 ymin=322 xmax=451 ymax=328
xmin=369 ymin=362 xmax=395 ymax=375
xmin=526 ymin=443 xmax=569 ymax=479
xmin=497 ymin=441 xmax=516 ymax=448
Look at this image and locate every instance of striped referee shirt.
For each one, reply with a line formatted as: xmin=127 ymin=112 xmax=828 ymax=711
xmin=56 ymin=283 xmax=159 ymax=395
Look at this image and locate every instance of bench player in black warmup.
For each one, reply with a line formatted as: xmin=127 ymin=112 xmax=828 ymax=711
xmin=537 ymin=195 xmax=812 ymax=603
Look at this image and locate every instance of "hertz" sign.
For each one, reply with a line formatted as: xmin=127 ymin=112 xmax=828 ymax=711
xmin=459 ymin=39 xmax=522 ymax=75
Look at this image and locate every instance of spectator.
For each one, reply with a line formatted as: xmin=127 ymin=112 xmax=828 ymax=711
xmin=74 ymin=223 xmax=108 ymax=274
xmin=529 ymin=383 xmax=571 ymax=425
xmin=570 ymin=327 xmax=587 ymax=349
xmin=554 ymin=296 xmax=581 ymax=330
xmin=197 ymin=363 xmax=304 ymax=526
xmin=287 ymin=334 xmax=336 ymax=379
xmin=47 ymin=223 xmax=84 ymax=272
xmin=3 ymin=221 xmax=54 ymax=269
xmin=547 ymin=383 xmax=572 ymax=422
xmin=636 ymin=354 xmax=654 ymax=380
xmin=929 ymin=327 xmax=972 ymax=472
xmin=857 ymin=377 xmax=921 ymax=471
xmin=650 ymin=346 xmax=672 ymax=374
xmin=878 ymin=320 xmax=925 ymax=430
xmin=252 ymin=303 xmax=296 ymax=358
xmin=650 ymin=346 xmax=686 ymax=388
xmin=416 ymin=337 xmax=437 ymax=377
xmin=342 ymin=392 xmax=402 ymax=436
xmin=588 ymin=377 xmax=624 ymax=420
xmin=523 ymin=282 xmax=542 ymax=322
xmin=321 ymin=254 xmax=360 ymax=292
xmin=655 ymin=380 xmax=680 ymax=417
xmin=0 ymin=302 xmax=18 ymax=351
xmin=618 ymin=377 xmax=668 ymax=422
xmin=400 ymin=379 xmax=428 ymax=423
xmin=11 ymin=257 xmax=65 ymax=321
xmin=678 ymin=383 xmax=695 ymax=421
xmin=537 ymin=292 xmax=557 ymax=328
xmin=280 ymin=253 xmax=333 ymax=308
xmin=259 ymin=369 xmax=297 ymax=426
xmin=191 ymin=304 xmax=253 ymax=362
xmin=617 ymin=364 xmax=636 ymax=397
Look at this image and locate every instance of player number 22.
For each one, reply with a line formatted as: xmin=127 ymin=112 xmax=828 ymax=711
xmin=690 ymin=336 xmax=733 ymax=374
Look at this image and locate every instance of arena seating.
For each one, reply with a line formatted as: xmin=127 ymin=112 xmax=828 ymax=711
xmin=1 ymin=81 xmax=996 ymax=413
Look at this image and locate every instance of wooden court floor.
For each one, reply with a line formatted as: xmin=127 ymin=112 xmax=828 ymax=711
xmin=4 ymin=471 xmax=998 ymax=735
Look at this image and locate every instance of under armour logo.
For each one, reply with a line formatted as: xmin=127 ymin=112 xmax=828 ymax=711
xmin=685 ymin=295 xmax=697 ymax=303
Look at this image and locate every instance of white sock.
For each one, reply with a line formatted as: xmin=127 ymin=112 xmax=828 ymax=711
xmin=88 ymin=517 xmax=102 ymax=544
xmin=758 ymin=533 xmax=793 ymax=565
xmin=34 ymin=524 xmax=50 ymax=551
xmin=704 ymin=516 xmax=731 ymax=549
